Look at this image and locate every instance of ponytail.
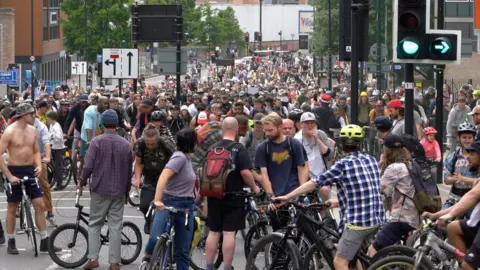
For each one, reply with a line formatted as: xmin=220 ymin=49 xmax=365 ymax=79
xmin=143 ymin=123 xmax=159 ymax=138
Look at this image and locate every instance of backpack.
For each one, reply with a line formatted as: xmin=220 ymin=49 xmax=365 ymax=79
xmin=196 ymin=121 xmax=221 ymax=145
xmin=199 ymin=141 xmax=238 ymax=199
xmin=401 ymin=134 xmax=426 ymax=159
xmin=406 ymin=160 xmax=442 ymax=213
xmin=245 ymin=130 xmax=266 ymax=150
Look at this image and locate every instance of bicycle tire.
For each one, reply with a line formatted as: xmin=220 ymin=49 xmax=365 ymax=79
xmin=370 ymin=245 xmax=417 ymax=265
xmin=366 ymin=255 xmax=434 ymax=270
xmin=128 ymin=186 xmax=141 ymax=207
xmin=244 ymin=223 xmax=269 ymax=258
xmin=47 ymin=163 xmax=55 ymax=188
xmin=189 ymin=230 xmax=223 ymax=270
xmin=149 ymin=235 xmax=169 ymax=270
xmin=406 ymin=230 xmax=428 ymax=249
xmin=48 ymin=223 xmax=89 ymax=268
xmin=302 ymin=245 xmax=334 ymax=270
xmin=246 ymin=234 xmax=302 ymax=270
xmin=24 ymin=201 xmax=38 ymax=257
xmin=120 ymin=221 xmax=143 ymax=265
xmin=52 ymin=157 xmax=73 ymax=191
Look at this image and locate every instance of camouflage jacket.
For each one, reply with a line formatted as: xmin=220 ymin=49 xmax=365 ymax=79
xmin=381 ymin=162 xmax=421 ymax=230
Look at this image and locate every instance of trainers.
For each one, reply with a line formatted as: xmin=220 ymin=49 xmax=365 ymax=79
xmin=138 ymin=258 xmax=150 ymax=270
xmin=47 ymin=215 xmax=58 ymax=227
xmin=0 ymin=230 xmax=4 ymax=245
xmin=7 ymin=238 xmax=19 ymax=255
xmin=40 ymin=237 xmax=62 ymax=253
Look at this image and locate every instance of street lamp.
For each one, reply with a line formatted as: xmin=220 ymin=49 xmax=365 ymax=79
xmin=278 ymin=31 xmax=282 ymax=50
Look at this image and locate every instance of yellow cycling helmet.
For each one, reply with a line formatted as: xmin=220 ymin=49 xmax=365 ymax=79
xmin=339 ymin=124 xmax=365 ymax=146
xmin=360 ymin=91 xmax=368 ymax=97
xmin=474 ymin=89 xmax=480 ymax=96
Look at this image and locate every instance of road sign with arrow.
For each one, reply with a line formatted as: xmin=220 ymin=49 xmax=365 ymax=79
xmin=71 ymin=61 xmax=87 ymax=75
xmin=102 ymin=48 xmax=139 ymax=79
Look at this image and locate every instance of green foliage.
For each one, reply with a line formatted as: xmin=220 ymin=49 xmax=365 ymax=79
xmin=311 ymin=0 xmax=393 ymax=59
xmin=61 ymin=0 xmax=132 ymax=63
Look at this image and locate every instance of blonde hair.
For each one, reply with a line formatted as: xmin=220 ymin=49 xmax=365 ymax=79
xmin=262 ymin=112 xmax=283 ymax=127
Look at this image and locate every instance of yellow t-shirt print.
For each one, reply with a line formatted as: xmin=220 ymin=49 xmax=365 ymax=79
xmin=272 ymin=150 xmax=290 ymax=164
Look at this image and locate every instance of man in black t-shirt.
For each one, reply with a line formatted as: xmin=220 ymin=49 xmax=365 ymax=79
xmin=205 ymin=117 xmax=260 ymax=270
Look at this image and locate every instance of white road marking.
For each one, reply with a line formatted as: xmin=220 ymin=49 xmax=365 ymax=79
xmin=0 ymin=198 xmax=91 ymax=204
xmin=0 ymin=190 xmax=90 ymax=199
xmin=46 ymin=252 xmax=72 ymax=270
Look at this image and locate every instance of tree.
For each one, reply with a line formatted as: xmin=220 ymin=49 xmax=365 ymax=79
xmin=61 ymin=0 xmax=132 ymax=63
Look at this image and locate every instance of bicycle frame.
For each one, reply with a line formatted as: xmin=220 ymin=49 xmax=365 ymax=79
xmin=414 ymin=229 xmax=465 ymax=270
xmin=158 ymin=207 xmax=190 ymax=270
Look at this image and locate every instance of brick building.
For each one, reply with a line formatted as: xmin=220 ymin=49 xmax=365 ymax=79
xmin=0 ymin=0 xmax=68 ymax=85
xmin=0 ymin=8 xmax=15 ymax=71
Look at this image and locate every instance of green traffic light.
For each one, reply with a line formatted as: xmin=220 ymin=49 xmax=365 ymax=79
xmin=402 ymin=41 xmax=420 ymax=55
xmin=431 ymin=38 xmax=451 ymax=55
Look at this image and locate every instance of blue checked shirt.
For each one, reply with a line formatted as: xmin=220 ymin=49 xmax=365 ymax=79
xmin=314 ymin=151 xmax=385 ymax=231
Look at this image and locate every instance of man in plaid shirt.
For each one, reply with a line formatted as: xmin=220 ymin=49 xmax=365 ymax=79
xmin=274 ymin=124 xmax=385 ymax=270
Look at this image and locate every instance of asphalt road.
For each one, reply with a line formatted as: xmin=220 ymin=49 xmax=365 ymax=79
xmin=0 ymin=181 xmax=452 ymax=270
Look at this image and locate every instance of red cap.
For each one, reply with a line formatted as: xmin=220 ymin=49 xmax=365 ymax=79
xmin=387 ymin=99 xmax=404 ymax=109
xmin=320 ymin=94 xmax=331 ymax=103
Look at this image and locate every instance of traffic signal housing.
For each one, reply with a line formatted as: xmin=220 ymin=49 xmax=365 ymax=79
xmin=258 ymin=32 xmax=262 ymax=42
xmin=245 ymin=32 xmax=250 ymax=43
xmin=393 ymin=0 xmax=461 ymax=64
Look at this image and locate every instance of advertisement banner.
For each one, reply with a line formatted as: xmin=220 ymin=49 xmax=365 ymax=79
xmin=298 ymin=10 xmax=314 ymax=34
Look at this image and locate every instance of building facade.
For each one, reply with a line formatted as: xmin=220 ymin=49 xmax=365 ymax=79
xmin=0 ymin=8 xmax=15 ymax=71
xmin=0 ymin=0 xmax=68 ymax=85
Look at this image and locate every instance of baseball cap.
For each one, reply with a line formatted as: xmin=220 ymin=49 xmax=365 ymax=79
xmin=79 ymin=94 xmax=89 ymax=101
xmin=181 ymin=105 xmax=188 ymax=111
xmin=197 ymin=111 xmax=208 ymax=124
xmin=383 ymin=134 xmax=405 ymax=149
xmin=319 ymin=94 xmax=331 ymax=104
xmin=102 ymin=109 xmax=118 ymax=125
xmin=300 ymin=112 xmax=317 ymax=122
xmin=16 ymin=103 xmax=35 ymax=117
xmin=466 ymin=141 xmax=480 ymax=154
xmin=142 ymin=99 xmax=154 ymax=107
xmin=374 ymin=116 xmax=393 ymax=130
xmin=387 ymin=99 xmax=404 ymax=109
xmin=468 ymin=105 xmax=480 ymax=115
xmin=253 ymin=113 xmax=265 ymax=123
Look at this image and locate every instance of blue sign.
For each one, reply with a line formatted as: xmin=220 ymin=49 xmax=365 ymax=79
xmin=32 ymin=62 xmax=37 ymax=73
xmin=97 ymin=54 xmax=102 ymax=63
xmin=394 ymin=65 xmax=402 ymax=70
xmin=0 ymin=70 xmax=19 ymax=85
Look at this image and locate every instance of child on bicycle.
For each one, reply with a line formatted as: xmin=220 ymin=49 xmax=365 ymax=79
xmin=421 ymin=126 xmax=441 ymax=161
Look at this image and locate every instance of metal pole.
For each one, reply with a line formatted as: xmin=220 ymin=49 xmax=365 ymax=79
xmin=404 ymin=63 xmax=414 ymax=135
xmin=259 ymin=0 xmax=262 ymax=50
xmin=435 ymin=64 xmax=445 ymax=183
xmin=328 ymin=0 xmax=332 ymax=91
xmin=176 ymin=2 xmax=182 ymax=105
xmin=376 ymin=0 xmax=382 ymax=90
xmin=85 ymin=0 xmax=88 ymax=87
xmin=119 ymin=79 xmax=122 ymax=97
xmin=31 ymin=0 xmax=35 ymax=98
xmin=350 ymin=1 xmax=360 ymax=125
xmin=279 ymin=32 xmax=282 ymax=49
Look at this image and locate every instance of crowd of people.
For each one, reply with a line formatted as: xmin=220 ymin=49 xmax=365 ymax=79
xmin=0 ymin=51 xmax=479 ymax=270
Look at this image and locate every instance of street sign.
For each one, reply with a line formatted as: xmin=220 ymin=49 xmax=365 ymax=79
xmin=0 ymin=70 xmax=19 ymax=85
xmin=369 ymin=43 xmax=388 ymax=61
xmin=394 ymin=64 xmax=402 ymax=70
xmin=71 ymin=61 xmax=87 ymax=75
xmin=155 ymin=48 xmax=187 ymax=75
xmin=32 ymin=62 xmax=37 ymax=73
xmin=30 ymin=56 xmax=35 ymax=62
xmin=365 ymin=62 xmax=391 ymax=73
xmin=102 ymin=48 xmax=139 ymax=79
xmin=97 ymin=54 xmax=102 ymax=63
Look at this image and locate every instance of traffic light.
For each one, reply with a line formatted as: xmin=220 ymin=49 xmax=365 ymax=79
xmin=393 ymin=0 xmax=461 ymax=63
xmin=258 ymin=32 xmax=262 ymax=42
xmin=244 ymin=32 xmax=250 ymax=43
xmin=254 ymin=32 xmax=259 ymax=41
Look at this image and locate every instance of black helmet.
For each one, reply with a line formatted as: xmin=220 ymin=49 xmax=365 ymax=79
xmin=151 ymin=110 xmax=166 ymax=122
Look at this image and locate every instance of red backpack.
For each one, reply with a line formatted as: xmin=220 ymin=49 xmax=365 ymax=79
xmin=199 ymin=141 xmax=237 ymax=199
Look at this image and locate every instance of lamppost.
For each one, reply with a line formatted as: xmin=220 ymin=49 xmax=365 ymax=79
xmin=259 ymin=0 xmax=263 ymax=49
xmin=83 ymin=0 xmax=88 ymax=87
xmin=278 ymin=31 xmax=282 ymax=50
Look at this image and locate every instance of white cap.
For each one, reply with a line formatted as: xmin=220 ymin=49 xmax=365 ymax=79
xmin=300 ymin=112 xmax=316 ymax=122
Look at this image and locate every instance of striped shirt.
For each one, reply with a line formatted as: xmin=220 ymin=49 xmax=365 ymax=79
xmin=82 ymin=131 xmax=134 ymax=199
xmin=314 ymin=151 xmax=385 ymax=231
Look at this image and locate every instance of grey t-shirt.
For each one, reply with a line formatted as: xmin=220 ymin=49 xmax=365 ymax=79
xmin=240 ymin=131 xmax=265 ymax=167
xmin=164 ymin=151 xmax=196 ymax=198
xmin=391 ymin=112 xmax=421 ymax=136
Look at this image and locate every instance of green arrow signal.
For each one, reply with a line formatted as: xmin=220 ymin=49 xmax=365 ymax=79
xmin=433 ymin=40 xmax=450 ymax=54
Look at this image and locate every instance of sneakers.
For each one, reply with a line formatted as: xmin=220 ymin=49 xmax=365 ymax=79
xmin=138 ymin=258 xmax=150 ymax=270
xmin=46 ymin=214 xmax=58 ymax=227
xmin=40 ymin=237 xmax=62 ymax=253
xmin=0 ymin=221 xmax=5 ymax=245
xmin=7 ymin=238 xmax=19 ymax=255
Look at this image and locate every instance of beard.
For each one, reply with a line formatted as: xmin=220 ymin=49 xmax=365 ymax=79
xmin=266 ymin=131 xmax=281 ymax=141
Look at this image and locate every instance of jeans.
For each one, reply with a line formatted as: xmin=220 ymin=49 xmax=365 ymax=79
xmin=145 ymin=195 xmax=194 ymax=270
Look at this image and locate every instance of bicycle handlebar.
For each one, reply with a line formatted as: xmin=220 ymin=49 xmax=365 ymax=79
xmin=6 ymin=177 xmax=39 ymax=195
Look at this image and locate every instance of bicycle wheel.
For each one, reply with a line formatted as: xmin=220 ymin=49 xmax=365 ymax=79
xmin=406 ymin=230 xmax=428 ymax=249
xmin=302 ymin=245 xmax=334 ymax=270
xmin=120 ymin=221 xmax=142 ymax=265
xmin=244 ymin=223 xmax=269 ymax=258
xmin=48 ymin=223 xmax=89 ymax=268
xmin=189 ymin=218 xmax=223 ymax=270
xmin=246 ymin=234 xmax=302 ymax=270
xmin=47 ymin=163 xmax=55 ymax=188
xmin=24 ymin=201 xmax=38 ymax=257
xmin=370 ymin=245 xmax=417 ymax=265
xmin=367 ymin=255 xmax=433 ymax=270
xmin=128 ymin=185 xmax=141 ymax=207
xmin=149 ymin=236 xmax=169 ymax=270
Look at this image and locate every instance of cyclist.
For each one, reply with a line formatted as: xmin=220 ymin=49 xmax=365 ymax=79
xmin=274 ymin=124 xmax=385 ymax=270
xmin=423 ymin=140 xmax=480 ymax=270
xmin=150 ymin=110 xmax=175 ymax=144
xmin=444 ymin=123 xmax=480 ymax=209
xmin=0 ymin=103 xmax=58 ymax=254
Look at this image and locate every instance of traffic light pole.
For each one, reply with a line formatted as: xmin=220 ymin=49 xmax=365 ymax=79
xmin=350 ymin=1 xmax=362 ymax=125
xmin=327 ymin=0 xmax=332 ymax=91
xmin=176 ymin=1 xmax=182 ymax=105
xmin=376 ymin=0 xmax=382 ymax=90
xmin=259 ymin=0 xmax=263 ymax=50
xmin=435 ymin=64 xmax=445 ymax=183
xmin=404 ymin=63 xmax=414 ymax=135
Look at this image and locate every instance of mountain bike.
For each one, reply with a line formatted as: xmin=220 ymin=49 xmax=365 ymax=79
xmin=48 ymin=154 xmax=74 ymax=190
xmin=6 ymin=176 xmax=40 ymax=257
xmin=48 ymin=190 xmax=142 ymax=268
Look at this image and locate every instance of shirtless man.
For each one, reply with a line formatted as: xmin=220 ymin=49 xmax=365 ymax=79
xmin=0 ymin=103 xmax=52 ymax=254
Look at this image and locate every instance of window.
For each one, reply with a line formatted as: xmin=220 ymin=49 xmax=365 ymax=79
xmin=43 ymin=8 xmax=49 ymax=41
xmin=50 ymin=25 xmax=59 ymax=40
xmin=445 ymin=22 xmax=473 ymax=39
xmin=49 ymin=9 xmax=60 ymax=40
xmin=50 ymin=0 xmax=61 ymax=7
xmin=43 ymin=0 xmax=48 ymax=7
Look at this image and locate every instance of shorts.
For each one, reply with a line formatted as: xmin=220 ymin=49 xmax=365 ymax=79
xmin=372 ymin=222 xmax=415 ymax=251
xmin=140 ymin=184 xmax=156 ymax=216
xmin=5 ymin=166 xmax=43 ymax=203
xmin=79 ymin=140 xmax=87 ymax=157
xmin=459 ymin=220 xmax=480 ymax=268
xmin=336 ymin=224 xmax=378 ymax=261
xmin=207 ymin=198 xmax=246 ymax=232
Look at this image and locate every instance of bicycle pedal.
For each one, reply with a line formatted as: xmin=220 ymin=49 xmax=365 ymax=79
xmin=16 ymin=229 xmax=25 ymax=235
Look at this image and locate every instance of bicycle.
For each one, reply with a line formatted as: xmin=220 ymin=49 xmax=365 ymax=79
xmin=5 ymin=176 xmax=40 ymax=257
xmin=47 ymin=153 xmax=74 ymax=190
xmin=47 ymin=190 xmax=142 ymax=268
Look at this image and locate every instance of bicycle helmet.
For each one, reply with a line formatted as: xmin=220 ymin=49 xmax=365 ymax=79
xmin=339 ymin=124 xmax=365 ymax=146
xmin=151 ymin=110 xmax=167 ymax=122
xmin=423 ymin=126 xmax=437 ymax=135
xmin=458 ymin=122 xmax=476 ymax=135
